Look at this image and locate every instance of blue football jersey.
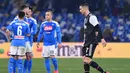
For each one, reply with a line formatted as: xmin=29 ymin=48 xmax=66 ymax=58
xmin=7 ymin=20 xmax=30 ymax=46
xmin=26 ymin=17 xmax=37 ymax=46
xmin=13 ymin=16 xmax=37 ymax=46
xmin=37 ymin=20 xmax=62 ymax=46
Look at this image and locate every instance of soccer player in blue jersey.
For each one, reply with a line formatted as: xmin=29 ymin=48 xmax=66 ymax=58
xmin=12 ymin=5 xmax=37 ymax=73
xmin=6 ymin=11 xmax=30 ymax=73
xmin=37 ymin=10 xmax=62 ymax=73
xmin=23 ymin=6 xmax=37 ymax=73
xmin=10 ymin=5 xmax=29 ymax=73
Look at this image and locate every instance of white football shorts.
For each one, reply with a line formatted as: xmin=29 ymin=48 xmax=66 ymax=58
xmin=25 ymin=41 xmax=32 ymax=52
xmin=42 ymin=45 xmax=57 ymax=57
xmin=10 ymin=46 xmax=26 ymax=56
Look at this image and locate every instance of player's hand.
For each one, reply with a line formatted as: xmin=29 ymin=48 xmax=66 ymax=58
xmin=101 ymin=38 xmax=107 ymax=47
xmin=36 ymin=43 xmax=40 ymax=48
xmin=58 ymin=44 xmax=62 ymax=49
xmin=9 ymin=37 xmax=12 ymax=41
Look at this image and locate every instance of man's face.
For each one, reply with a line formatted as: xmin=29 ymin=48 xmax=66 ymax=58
xmin=79 ymin=6 xmax=87 ymax=15
xmin=45 ymin=12 xmax=52 ymax=21
xmin=23 ymin=7 xmax=29 ymax=15
xmin=27 ymin=9 xmax=32 ymax=17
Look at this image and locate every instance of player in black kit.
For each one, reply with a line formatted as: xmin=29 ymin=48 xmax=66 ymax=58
xmin=79 ymin=3 xmax=109 ymax=73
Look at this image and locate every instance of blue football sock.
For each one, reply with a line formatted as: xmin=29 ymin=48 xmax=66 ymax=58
xmin=13 ymin=59 xmax=17 ymax=73
xmin=16 ymin=59 xmax=23 ymax=73
xmin=51 ymin=58 xmax=58 ymax=70
xmin=45 ymin=58 xmax=51 ymax=73
xmin=8 ymin=58 xmax=15 ymax=73
xmin=28 ymin=59 xmax=32 ymax=73
xmin=23 ymin=59 xmax=28 ymax=73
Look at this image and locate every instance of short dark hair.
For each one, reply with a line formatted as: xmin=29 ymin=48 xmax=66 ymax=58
xmin=80 ymin=3 xmax=89 ymax=8
xmin=29 ymin=6 xmax=33 ymax=11
xmin=18 ymin=11 xmax=25 ymax=19
xmin=46 ymin=10 xmax=53 ymax=15
xmin=20 ymin=5 xmax=29 ymax=10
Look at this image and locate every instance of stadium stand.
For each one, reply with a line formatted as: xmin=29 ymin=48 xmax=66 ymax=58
xmin=0 ymin=0 xmax=130 ymax=42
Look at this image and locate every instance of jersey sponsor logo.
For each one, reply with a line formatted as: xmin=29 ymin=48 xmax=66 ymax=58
xmin=14 ymin=36 xmax=24 ymax=39
xmin=44 ymin=26 xmax=52 ymax=31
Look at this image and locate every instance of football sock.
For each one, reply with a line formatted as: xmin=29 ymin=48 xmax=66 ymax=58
xmin=8 ymin=58 xmax=15 ymax=73
xmin=16 ymin=59 xmax=23 ymax=73
xmin=45 ymin=58 xmax=51 ymax=73
xmin=13 ymin=59 xmax=16 ymax=73
xmin=28 ymin=59 xmax=32 ymax=73
xmin=89 ymin=61 xmax=104 ymax=73
xmin=84 ymin=62 xmax=90 ymax=73
xmin=51 ymin=58 xmax=58 ymax=70
xmin=23 ymin=59 xmax=28 ymax=73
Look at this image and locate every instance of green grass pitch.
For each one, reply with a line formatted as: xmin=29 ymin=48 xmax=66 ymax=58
xmin=0 ymin=58 xmax=130 ymax=73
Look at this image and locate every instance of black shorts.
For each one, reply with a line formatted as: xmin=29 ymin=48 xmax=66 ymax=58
xmin=82 ymin=44 xmax=97 ymax=58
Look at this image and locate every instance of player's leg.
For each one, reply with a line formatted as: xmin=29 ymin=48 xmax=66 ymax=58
xmin=25 ymin=52 xmax=33 ymax=73
xmin=13 ymin=58 xmax=17 ymax=73
xmin=89 ymin=44 xmax=109 ymax=73
xmin=16 ymin=56 xmax=23 ymax=73
xmin=26 ymin=42 xmax=33 ymax=73
xmin=50 ymin=56 xmax=58 ymax=73
xmin=16 ymin=46 xmax=26 ymax=73
xmin=24 ymin=52 xmax=33 ymax=73
xmin=23 ymin=42 xmax=29 ymax=73
xmin=82 ymin=46 xmax=90 ymax=73
xmin=8 ymin=46 xmax=17 ymax=73
xmin=50 ymin=45 xmax=58 ymax=73
xmin=43 ymin=46 xmax=51 ymax=73
xmin=27 ymin=52 xmax=33 ymax=73
xmin=8 ymin=56 xmax=16 ymax=73
xmin=23 ymin=42 xmax=32 ymax=73
xmin=23 ymin=58 xmax=28 ymax=73
xmin=83 ymin=44 xmax=108 ymax=73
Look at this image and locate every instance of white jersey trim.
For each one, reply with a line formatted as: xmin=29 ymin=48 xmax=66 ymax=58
xmin=89 ymin=15 xmax=99 ymax=27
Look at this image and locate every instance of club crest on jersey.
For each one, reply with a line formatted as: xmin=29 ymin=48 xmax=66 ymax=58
xmin=44 ymin=26 xmax=52 ymax=31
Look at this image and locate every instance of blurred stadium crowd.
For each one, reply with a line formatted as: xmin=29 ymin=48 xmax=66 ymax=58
xmin=0 ymin=0 xmax=130 ymax=42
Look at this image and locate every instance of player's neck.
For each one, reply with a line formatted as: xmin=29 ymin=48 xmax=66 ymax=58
xmin=27 ymin=16 xmax=32 ymax=18
xmin=19 ymin=18 xmax=24 ymax=21
xmin=85 ymin=11 xmax=90 ymax=17
xmin=47 ymin=19 xmax=52 ymax=22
